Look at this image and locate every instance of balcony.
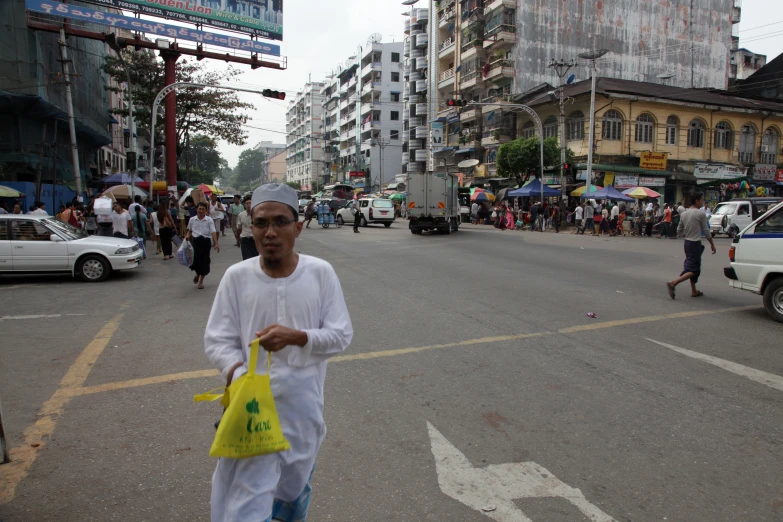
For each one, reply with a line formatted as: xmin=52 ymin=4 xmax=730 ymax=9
xmin=483 ymin=25 xmax=516 ymax=49
xmin=361 ymin=61 xmax=383 ymax=79
xmin=457 ymin=134 xmax=482 ymax=149
xmin=347 ymin=128 xmax=356 ymax=139
xmin=460 ymin=40 xmax=484 ymax=61
xmin=483 ymin=0 xmax=516 ymax=15
xmin=361 ymin=120 xmax=381 ymax=132
xmin=361 ymin=80 xmax=382 ymax=96
xmin=484 ymin=59 xmax=514 ymax=81
xmin=460 ymin=107 xmax=479 ymax=122
xmin=438 ymin=3 xmax=456 ymax=28
xmin=438 ymin=67 xmax=455 ymax=89
xmin=459 ymin=70 xmax=484 ymax=89
xmin=481 ymin=128 xmax=512 ymax=147
xmin=439 ymin=36 xmax=456 ymax=59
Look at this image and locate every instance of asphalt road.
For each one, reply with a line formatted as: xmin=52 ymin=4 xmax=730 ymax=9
xmin=1 ymin=221 xmax=781 ymax=522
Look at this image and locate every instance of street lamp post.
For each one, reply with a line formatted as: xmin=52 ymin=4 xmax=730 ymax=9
xmin=106 ymin=33 xmax=137 ymax=197
xmin=577 ymin=49 xmax=609 ymax=201
xmin=548 ymin=59 xmax=574 ymax=201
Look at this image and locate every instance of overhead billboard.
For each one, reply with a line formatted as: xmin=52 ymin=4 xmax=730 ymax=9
xmin=75 ymin=0 xmax=282 ymax=40
xmin=27 ymin=0 xmax=281 ymax=55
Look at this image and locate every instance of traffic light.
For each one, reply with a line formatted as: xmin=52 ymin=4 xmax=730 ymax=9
xmin=262 ymin=89 xmax=286 ymax=100
xmin=447 ymin=99 xmax=467 ymax=107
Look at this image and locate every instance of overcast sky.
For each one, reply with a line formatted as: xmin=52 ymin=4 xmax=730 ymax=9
xmin=211 ymin=0 xmax=782 ymax=168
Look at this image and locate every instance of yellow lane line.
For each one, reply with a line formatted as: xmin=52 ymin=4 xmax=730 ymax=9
xmin=74 ymin=369 xmax=221 ymax=397
xmin=0 ymin=313 xmax=124 ymax=505
xmin=56 ymin=304 xmax=764 ymax=398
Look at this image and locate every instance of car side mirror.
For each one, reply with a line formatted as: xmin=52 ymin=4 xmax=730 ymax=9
xmin=50 ymin=234 xmax=63 ymax=242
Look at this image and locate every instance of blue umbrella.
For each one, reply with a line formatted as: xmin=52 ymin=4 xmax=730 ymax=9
xmin=99 ymin=172 xmax=145 ymax=184
xmin=507 ymin=178 xmax=560 ymax=198
xmin=581 ymin=185 xmax=634 ymax=202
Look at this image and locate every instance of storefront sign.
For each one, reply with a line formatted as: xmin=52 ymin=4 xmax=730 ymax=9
xmin=614 ymin=174 xmax=638 ymax=188
xmin=25 ymin=0 xmax=281 ymax=54
xmin=638 ymin=175 xmax=666 ymax=187
xmin=639 ymin=152 xmax=667 ymax=170
xmin=693 ymin=163 xmax=747 ymax=180
xmin=777 ymin=170 xmax=783 ymax=183
xmin=474 ymin=165 xmax=487 ymax=178
xmin=603 ymin=173 xmax=615 ymax=186
xmin=348 ymin=171 xmax=364 ymax=177
xmin=577 ymin=170 xmax=598 ymax=183
xmin=752 ymin=164 xmax=777 ymax=182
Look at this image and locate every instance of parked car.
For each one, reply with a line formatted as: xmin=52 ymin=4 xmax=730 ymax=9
xmin=709 ymin=197 xmax=782 ymax=238
xmin=335 ymin=198 xmax=395 ymax=228
xmin=724 ymin=201 xmax=783 ymax=323
xmin=298 ymin=199 xmax=311 ymax=215
xmin=0 ymin=215 xmax=143 ymax=282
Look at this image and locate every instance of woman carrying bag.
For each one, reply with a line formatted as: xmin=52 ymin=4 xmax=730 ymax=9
xmin=158 ymin=200 xmax=177 ymax=261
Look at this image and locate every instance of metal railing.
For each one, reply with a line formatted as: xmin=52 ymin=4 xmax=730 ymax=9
xmin=439 ymin=68 xmax=455 ymax=82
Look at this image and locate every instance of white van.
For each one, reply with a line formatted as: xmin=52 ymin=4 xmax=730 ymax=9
xmin=710 ymin=197 xmax=782 ymax=238
xmin=724 ymin=201 xmax=783 ymax=322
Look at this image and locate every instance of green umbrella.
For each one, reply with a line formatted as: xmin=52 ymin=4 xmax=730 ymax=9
xmin=389 ymin=193 xmax=405 ymax=201
xmin=0 ymin=185 xmax=25 ymax=198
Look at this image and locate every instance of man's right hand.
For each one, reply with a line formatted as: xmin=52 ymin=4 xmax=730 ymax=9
xmin=226 ymin=362 xmax=243 ymax=386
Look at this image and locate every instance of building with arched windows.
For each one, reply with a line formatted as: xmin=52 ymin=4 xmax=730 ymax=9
xmin=513 ymin=77 xmax=783 ymax=204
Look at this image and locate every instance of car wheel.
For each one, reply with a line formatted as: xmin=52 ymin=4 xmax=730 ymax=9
xmin=76 ymin=255 xmax=110 ymax=282
xmin=384 ymin=222 xmax=391 ymax=228
xmin=763 ymin=277 xmax=783 ymax=323
xmin=336 ymin=215 xmax=344 ymax=227
xmin=727 ymin=226 xmax=738 ymax=239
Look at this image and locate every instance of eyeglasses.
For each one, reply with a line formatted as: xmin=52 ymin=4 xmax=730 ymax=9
xmin=252 ymin=218 xmax=296 ymax=230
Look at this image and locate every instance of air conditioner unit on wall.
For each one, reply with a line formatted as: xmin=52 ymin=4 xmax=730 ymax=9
xmin=759 ymin=145 xmax=770 ymax=152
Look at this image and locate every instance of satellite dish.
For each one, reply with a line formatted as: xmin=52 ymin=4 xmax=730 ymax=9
xmin=367 ymin=33 xmax=383 ymax=45
xmin=458 ymin=159 xmax=480 ymax=169
xmin=578 ymin=49 xmax=609 ymax=60
xmin=566 ymin=74 xmax=576 ymax=84
xmin=657 ymin=72 xmax=675 ymax=80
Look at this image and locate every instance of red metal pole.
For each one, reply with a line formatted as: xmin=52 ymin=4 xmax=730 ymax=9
xmin=162 ymin=51 xmax=180 ymax=192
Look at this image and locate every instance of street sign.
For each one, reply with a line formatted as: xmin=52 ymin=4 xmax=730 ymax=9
xmin=428 ymin=422 xmax=616 ymax=521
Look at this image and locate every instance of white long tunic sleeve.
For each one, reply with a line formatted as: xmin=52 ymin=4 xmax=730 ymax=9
xmin=204 ymin=255 xmax=353 ymax=522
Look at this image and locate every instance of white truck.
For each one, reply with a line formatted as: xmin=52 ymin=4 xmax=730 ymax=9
xmin=406 ymin=172 xmax=460 ymax=235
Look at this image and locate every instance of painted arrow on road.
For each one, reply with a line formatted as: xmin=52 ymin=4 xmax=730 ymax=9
xmin=427 ymin=422 xmax=616 ymax=522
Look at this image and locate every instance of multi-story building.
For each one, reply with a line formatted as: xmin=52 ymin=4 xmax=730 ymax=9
xmin=264 ymin=150 xmax=286 ymax=183
xmin=514 ymin=77 xmax=783 ymax=205
xmin=285 ymin=82 xmax=325 ymax=190
xmin=289 ymin=39 xmax=403 ymax=193
xmin=402 ymin=6 xmax=431 ymax=177
xmin=729 ymin=48 xmax=767 ymax=82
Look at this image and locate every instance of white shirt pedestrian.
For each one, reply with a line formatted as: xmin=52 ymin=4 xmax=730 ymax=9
xmin=205 ymin=255 xmax=353 ymax=521
xmin=188 ymin=214 xmax=216 ymax=238
xmin=611 ymin=205 xmax=619 ymax=219
xmin=111 ymin=210 xmax=132 ymax=237
xmin=575 ymin=206 xmax=583 ymax=221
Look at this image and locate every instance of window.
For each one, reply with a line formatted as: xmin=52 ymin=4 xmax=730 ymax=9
xmin=391 ymin=72 xmax=400 ymax=82
xmin=390 ymin=130 xmax=399 ymax=140
xmin=761 ymin=128 xmax=779 ymax=164
xmin=634 ymin=113 xmax=654 ymax=143
xmin=391 ymin=92 xmax=400 ymax=102
xmin=687 ymin=120 xmax=705 ymax=148
xmin=521 ymin=121 xmax=535 ymax=139
xmin=391 ymin=52 xmax=400 ymax=63
xmin=391 ymin=111 xmax=399 ymax=121
xmin=665 ymin=116 xmax=678 ymax=145
xmin=543 ymin=116 xmax=558 ymax=139
xmin=11 ymin=220 xmax=52 ymax=241
xmin=713 ymin=121 xmax=733 ymax=150
xmin=737 ymin=204 xmax=749 ymax=216
xmin=602 ymin=110 xmax=623 ymax=141
xmin=755 ymin=206 xmax=783 ymax=234
xmin=567 ymin=111 xmax=585 ymax=141
xmin=739 ymin=124 xmax=756 ymax=164
xmin=372 ymin=199 xmax=393 ymax=208
xmin=0 ymin=222 xmax=7 ymax=240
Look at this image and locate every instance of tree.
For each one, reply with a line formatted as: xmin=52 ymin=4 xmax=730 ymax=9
xmin=103 ymin=52 xmax=252 ymax=152
xmin=496 ymin=136 xmax=573 ymax=181
xmin=232 ymin=147 xmax=266 ymax=192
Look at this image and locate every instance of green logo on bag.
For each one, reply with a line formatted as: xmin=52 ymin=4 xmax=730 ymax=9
xmin=245 ymin=398 xmax=272 ymax=434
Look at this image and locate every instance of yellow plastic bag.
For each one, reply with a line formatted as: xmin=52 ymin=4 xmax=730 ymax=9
xmin=194 ymin=339 xmax=290 ymax=458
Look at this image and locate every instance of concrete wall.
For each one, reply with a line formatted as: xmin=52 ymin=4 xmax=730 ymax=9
xmin=514 ymin=0 xmax=734 ymax=93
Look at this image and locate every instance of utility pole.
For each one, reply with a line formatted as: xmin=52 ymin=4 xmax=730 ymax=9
xmin=577 ymin=49 xmax=609 ymax=202
xmin=548 ymin=59 xmax=575 ymax=202
xmin=106 ymin=33 xmax=137 ymax=195
xmin=58 ymin=29 xmax=83 ymax=202
xmin=372 ymin=137 xmax=389 ymax=193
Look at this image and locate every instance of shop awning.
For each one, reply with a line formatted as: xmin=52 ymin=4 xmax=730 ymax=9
xmin=455 ymin=148 xmax=475 ymax=154
xmin=434 ymin=147 xmax=455 ymax=154
xmin=434 ymin=116 xmax=447 ymax=122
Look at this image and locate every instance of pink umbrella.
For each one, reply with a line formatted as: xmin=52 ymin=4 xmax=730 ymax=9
xmin=622 ymin=187 xmax=662 ymax=199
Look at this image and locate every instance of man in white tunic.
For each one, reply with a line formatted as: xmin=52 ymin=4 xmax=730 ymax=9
xmin=204 ymin=183 xmax=353 ymax=522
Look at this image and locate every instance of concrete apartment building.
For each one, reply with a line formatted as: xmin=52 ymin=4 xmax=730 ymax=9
xmin=264 ymin=150 xmax=286 ymax=183
xmin=290 ymin=39 xmax=404 ymax=192
xmin=407 ymin=0 xmax=745 ymax=179
xmin=285 ymin=82 xmax=325 ymax=190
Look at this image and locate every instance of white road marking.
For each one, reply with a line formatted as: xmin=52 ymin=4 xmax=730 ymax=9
xmin=646 ymin=338 xmax=783 ymax=393
xmin=0 ymin=313 xmax=86 ymax=321
xmin=427 ymin=422 xmax=616 ymax=522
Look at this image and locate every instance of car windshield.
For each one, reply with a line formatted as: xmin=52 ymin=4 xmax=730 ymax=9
xmin=713 ymin=204 xmax=735 ymax=216
xmin=755 ymin=205 xmax=783 ymax=233
xmin=372 ymin=200 xmax=393 ymax=208
xmin=44 ymin=218 xmax=88 ymax=240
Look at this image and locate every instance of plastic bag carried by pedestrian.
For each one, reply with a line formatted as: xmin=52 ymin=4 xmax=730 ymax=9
xmin=134 ymin=237 xmax=147 ymax=259
xmin=177 ymin=240 xmax=193 ymax=267
xmin=193 ymin=339 xmax=290 ymax=458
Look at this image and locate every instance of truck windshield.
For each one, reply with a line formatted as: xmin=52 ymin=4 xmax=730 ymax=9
xmin=713 ymin=205 xmax=735 ymax=216
xmin=372 ymin=200 xmax=393 ymax=208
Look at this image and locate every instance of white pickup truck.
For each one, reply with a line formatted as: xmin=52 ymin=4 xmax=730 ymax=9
xmin=724 ymin=200 xmax=783 ymax=322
